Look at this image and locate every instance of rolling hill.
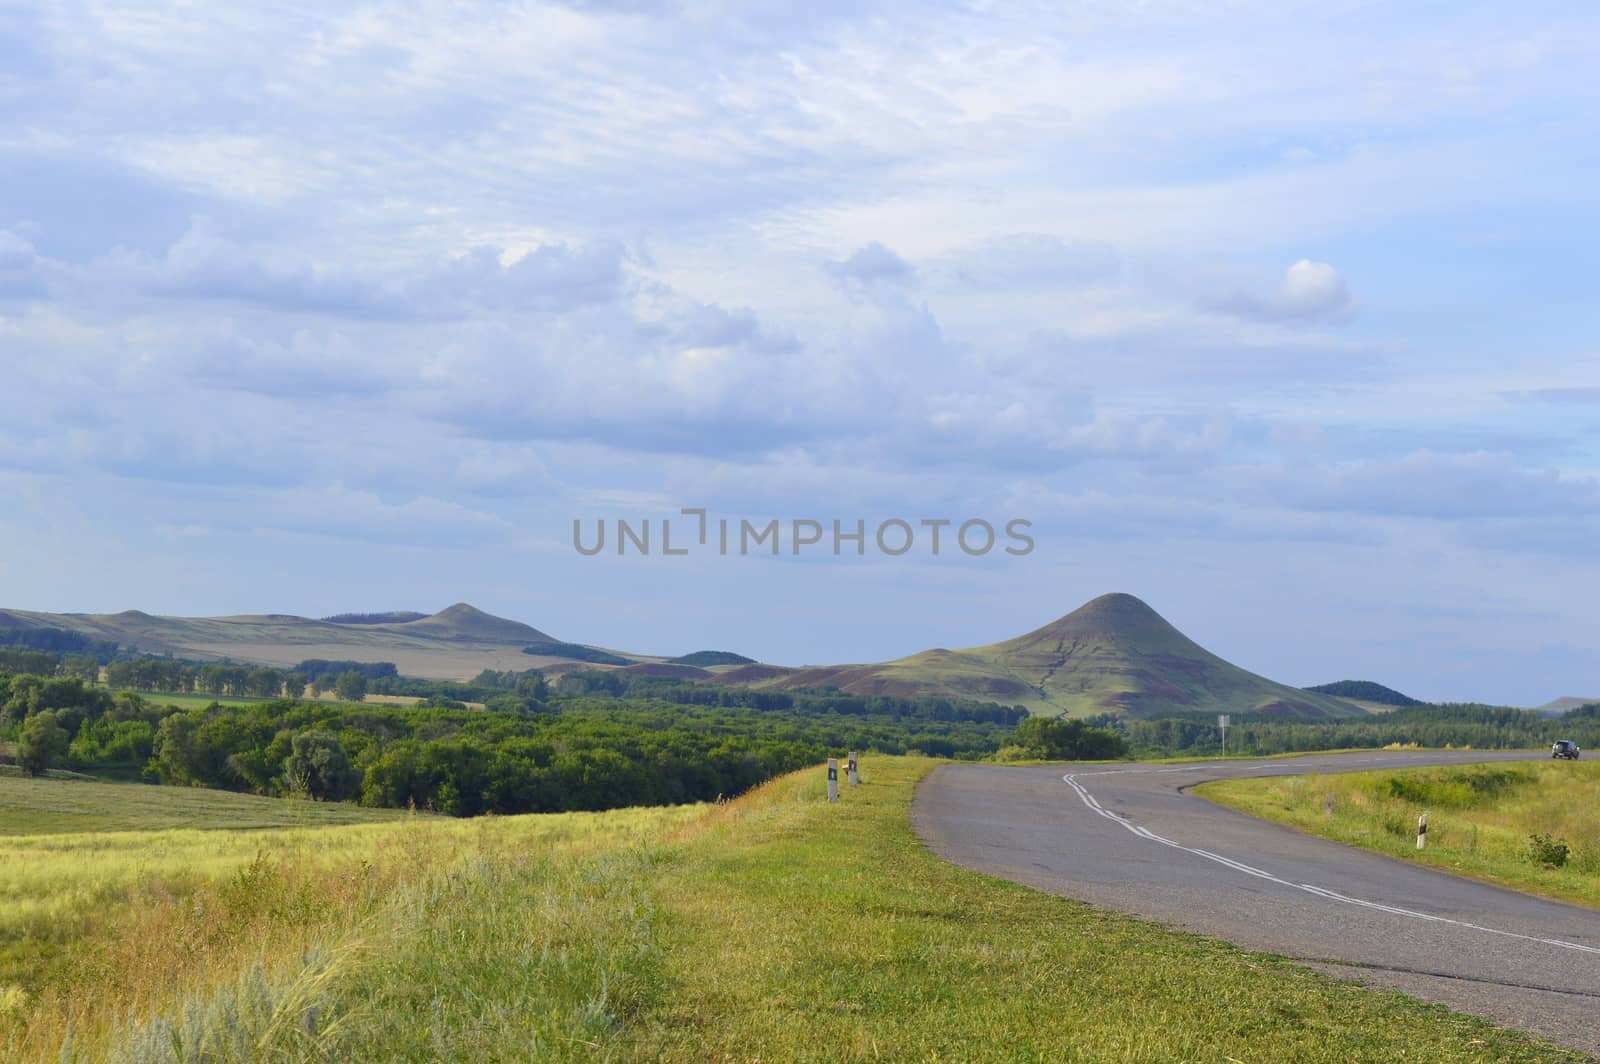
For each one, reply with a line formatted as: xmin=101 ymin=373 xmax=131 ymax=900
xmin=2 ymin=592 xmax=1361 ymax=719
xmin=713 ymin=593 xmax=1363 ymax=720
xmin=0 ymin=603 xmax=577 ymax=679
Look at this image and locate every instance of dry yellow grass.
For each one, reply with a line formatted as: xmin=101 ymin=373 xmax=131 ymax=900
xmin=0 ymin=803 xmax=701 ymax=1061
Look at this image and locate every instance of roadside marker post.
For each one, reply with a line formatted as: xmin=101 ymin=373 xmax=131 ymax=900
xmin=1417 ymin=813 xmax=1428 ymax=849
xmin=1218 ymin=714 xmax=1230 ymax=756
xmin=847 ymin=751 xmax=859 ymax=787
xmin=828 ymin=758 xmax=839 ymax=803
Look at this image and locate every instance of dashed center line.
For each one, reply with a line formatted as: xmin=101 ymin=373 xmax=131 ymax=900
xmin=1062 ymin=771 xmax=1600 ymax=958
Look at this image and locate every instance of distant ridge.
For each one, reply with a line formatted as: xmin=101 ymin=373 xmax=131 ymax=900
xmin=0 ymin=602 xmax=561 ymax=679
xmin=323 ymin=611 xmax=429 ymax=625
xmin=394 ymin=603 xmax=554 ymax=644
xmin=1534 ymin=696 xmax=1600 ymax=718
xmin=1304 ymin=680 xmax=1422 ymax=707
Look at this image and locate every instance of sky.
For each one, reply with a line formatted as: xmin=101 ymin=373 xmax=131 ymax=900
xmin=2 ymin=1 xmax=1598 ymax=705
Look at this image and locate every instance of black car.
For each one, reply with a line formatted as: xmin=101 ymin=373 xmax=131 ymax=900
xmin=1552 ymin=740 xmax=1580 ymax=760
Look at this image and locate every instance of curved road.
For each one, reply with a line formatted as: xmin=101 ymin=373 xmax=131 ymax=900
xmin=912 ymin=751 xmax=1600 ymax=1055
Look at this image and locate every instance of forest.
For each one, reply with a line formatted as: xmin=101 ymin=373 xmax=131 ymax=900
xmin=0 ymin=665 xmax=1018 ymax=815
xmin=5 ymin=643 xmax=1598 ymax=817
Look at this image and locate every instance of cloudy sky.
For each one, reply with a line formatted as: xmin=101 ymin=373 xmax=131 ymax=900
xmin=3 ymin=1 xmax=1598 ymax=704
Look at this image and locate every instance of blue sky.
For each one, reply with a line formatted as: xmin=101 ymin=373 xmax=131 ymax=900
xmin=2 ymin=1 xmax=1598 ymax=705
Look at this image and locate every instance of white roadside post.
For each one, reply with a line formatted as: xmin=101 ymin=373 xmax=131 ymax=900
xmin=827 ymin=758 xmax=839 ymax=803
xmin=1218 ymin=714 xmax=1230 ymax=756
xmin=1417 ymin=812 xmax=1428 ymax=849
xmin=847 ymin=751 xmax=859 ymax=787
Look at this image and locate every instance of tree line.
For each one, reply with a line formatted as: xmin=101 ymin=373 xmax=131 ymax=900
xmin=0 ymin=667 xmax=1015 ymax=814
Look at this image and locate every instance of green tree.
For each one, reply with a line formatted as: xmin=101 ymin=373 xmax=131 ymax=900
xmin=334 ymin=671 xmax=368 ymax=703
xmin=283 ymin=733 xmax=361 ymax=801
xmin=18 ymin=710 xmax=70 ymax=776
xmin=1012 ymin=716 xmax=1128 ymax=761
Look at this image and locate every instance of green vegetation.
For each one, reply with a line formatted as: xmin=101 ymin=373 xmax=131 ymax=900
xmin=522 ymin=640 xmax=633 ymax=665
xmin=1121 ymin=701 xmax=1600 ymax=758
xmin=2 ymin=758 xmax=1575 ymax=1062
xmin=1304 ymin=679 xmax=1423 ymax=706
xmin=15 ymin=711 xmax=68 ymax=776
xmin=320 ymin=612 xmax=429 ymax=624
xmin=668 ymin=650 xmax=756 ymax=666
xmin=0 ymin=666 xmax=1014 ymax=816
xmin=753 ymin=593 xmax=1364 ymax=719
xmin=0 ymin=772 xmax=406 ymax=835
xmin=997 ymin=714 xmax=1128 ymax=760
xmin=1199 ymin=761 xmax=1600 ymax=910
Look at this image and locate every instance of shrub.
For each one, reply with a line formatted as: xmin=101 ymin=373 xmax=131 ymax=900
xmin=1527 ymin=832 xmax=1570 ymax=869
xmin=17 ymin=710 xmax=70 ymax=776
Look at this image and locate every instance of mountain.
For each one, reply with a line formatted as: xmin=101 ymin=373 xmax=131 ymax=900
xmin=3 ymin=592 xmax=1362 ymax=719
xmin=712 ymin=593 xmax=1362 ymax=720
xmin=0 ymin=603 xmax=569 ymax=679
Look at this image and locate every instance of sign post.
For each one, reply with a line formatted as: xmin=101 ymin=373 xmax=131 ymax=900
xmin=1218 ymin=714 xmax=1230 ymax=756
xmin=827 ymin=758 xmax=839 ymax=803
xmin=847 ymin=751 xmax=859 ymax=787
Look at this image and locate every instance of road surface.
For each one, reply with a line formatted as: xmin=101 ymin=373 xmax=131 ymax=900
xmin=912 ymin=750 xmax=1600 ymax=1055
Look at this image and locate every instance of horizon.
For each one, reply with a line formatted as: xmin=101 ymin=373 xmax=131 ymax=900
xmin=4 ymin=592 xmax=1590 ymax=709
xmin=4 ymin=4 xmax=1598 ymax=706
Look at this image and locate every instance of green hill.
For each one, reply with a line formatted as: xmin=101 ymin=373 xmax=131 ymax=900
xmin=1304 ymin=679 xmax=1423 ymax=707
xmin=738 ymin=593 xmax=1362 ymax=720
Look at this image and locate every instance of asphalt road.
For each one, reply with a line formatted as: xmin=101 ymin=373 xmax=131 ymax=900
xmin=912 ymin=750 xmax=1600 ymax=1056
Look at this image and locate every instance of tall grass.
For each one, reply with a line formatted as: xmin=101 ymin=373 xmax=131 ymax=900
xmin=1 ymin=805 xmax=699 ymax=1061
xmin=3 ymin=760 xmax=1580 ymax=1061
xmin=1199 ymin=761 xmax=1600 ymax=908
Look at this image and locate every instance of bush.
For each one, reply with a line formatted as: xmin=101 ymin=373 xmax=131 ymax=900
xmin=1011 ymin=716 xmax=1128 ymax=761
xmin=1527 ymin=832 xmax=1570 ymax=869
xmin=17 ymin=710 xmax=70 ymax=776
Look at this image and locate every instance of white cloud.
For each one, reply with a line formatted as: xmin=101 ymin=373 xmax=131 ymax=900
xmin=1211 ymin=259 xmax=1353 ymax=323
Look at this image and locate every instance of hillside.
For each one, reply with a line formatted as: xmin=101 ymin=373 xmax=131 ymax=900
xmin=3 ymin=593 xmax=1361 ymax=719
xmin=0 ymin=603 xmax=576 ymax=679
xmin=1535 ymin=696 xmax=1600 ymax=718
xmin=718 ymin=593 xmax=1362 ymax=720
xmin=1304 ymin=679 xmax=1423 ymax=707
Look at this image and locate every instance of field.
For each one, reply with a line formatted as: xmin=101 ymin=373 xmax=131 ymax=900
xmin=0 ymin=761 xmax=1577 ymax=1061
xmin=0 ymin=772 xmax=408 ymax=835
xmin=1198 ymin=761 xmax=1600 ymax=909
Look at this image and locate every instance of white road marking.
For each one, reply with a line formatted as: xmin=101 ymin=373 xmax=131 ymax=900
xmin=1062 ymin=771 xmax=1600 ymax=957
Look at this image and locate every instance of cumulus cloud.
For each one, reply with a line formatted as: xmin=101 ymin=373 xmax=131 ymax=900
xmin=828 ymin=242 xmax=914 ymax=286
xmin=1211 ymin=259 xmax=1353 ymax=323
xmin=84 ymin=219 xmax=629 ymax=320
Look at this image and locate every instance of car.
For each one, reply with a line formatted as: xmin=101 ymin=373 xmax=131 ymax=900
xmin=1552 ymin=740 xmax=1580 ymax=760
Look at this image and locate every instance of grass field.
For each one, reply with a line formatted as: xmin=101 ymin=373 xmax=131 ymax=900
xmin=1 ymin=760 xmax=1579 ymax=1061
xmin=0 ymin=773 xmax=406 ymax=835
xmin=1199 ymin=760 xmax=1600 ymax=910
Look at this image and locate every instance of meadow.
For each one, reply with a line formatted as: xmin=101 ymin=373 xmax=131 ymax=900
xmin=1 ymin=761 xmax=1578 ymax=1061
xmin=1199 ymin=760 xmax=1600 ymax=909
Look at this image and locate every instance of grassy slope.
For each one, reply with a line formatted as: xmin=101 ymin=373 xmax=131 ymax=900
xmin=763 ymin=594 xmax=1363 ymax=720
xmin=0 ymin=773 xmax=406 ymax=834
xmin=1199 ymin=761 xmax=1600 ymax=910
xmin=4 ymin=759 xmax=1577 ymax=1062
